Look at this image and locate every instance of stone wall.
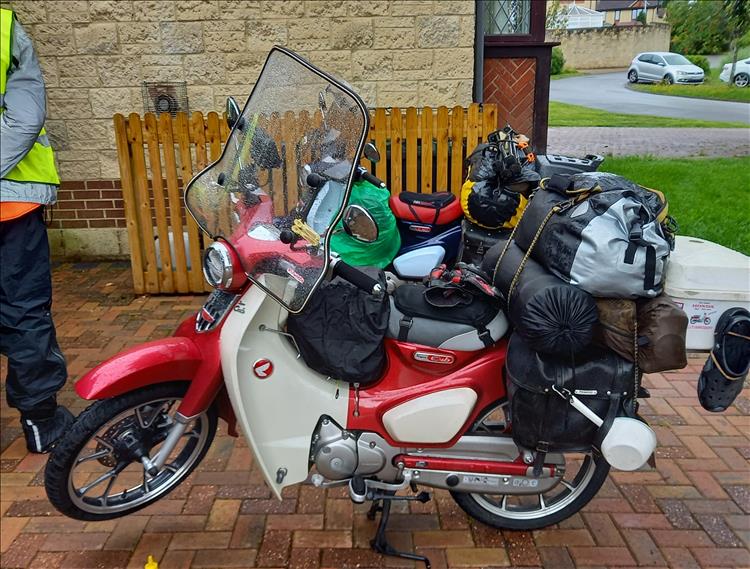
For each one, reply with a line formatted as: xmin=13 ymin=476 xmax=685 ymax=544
xmin=1 ymin=0 xmax=476 ymax=257
xmin=546 ymin=23 xmax=671 ymax=70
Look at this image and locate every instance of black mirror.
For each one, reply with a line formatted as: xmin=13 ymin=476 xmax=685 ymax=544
xmin=226 ymin=97 xmax=242 ymax=129
xmin=342 ymin=205 xmax=378 ymax=243
xmin=363 ymin=143 xmax=380 ymax=163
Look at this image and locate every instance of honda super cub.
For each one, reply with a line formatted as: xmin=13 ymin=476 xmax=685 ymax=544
xmin=45 ymin=48 xmax=617 ymax=566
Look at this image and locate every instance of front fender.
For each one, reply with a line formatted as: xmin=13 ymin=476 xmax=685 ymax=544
xmin=75 ymin=337 xmax=203 ymax=400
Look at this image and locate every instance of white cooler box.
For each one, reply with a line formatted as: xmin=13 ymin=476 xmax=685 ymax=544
xmin=665 ymin=236 xmax=750 ymax=350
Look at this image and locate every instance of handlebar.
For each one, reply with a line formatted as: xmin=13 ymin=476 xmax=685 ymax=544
xmin=356 ymin=166 xmax=386 ymax=189
xmin=331 ymin=258 xmax=383 ymax=296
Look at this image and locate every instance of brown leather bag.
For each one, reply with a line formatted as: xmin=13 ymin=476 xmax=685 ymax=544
xmin=594 ymin=295 xmax=688 ymax=373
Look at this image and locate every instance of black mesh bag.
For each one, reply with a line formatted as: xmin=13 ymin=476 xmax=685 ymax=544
xmin=287 ymin=268 xmax=389 ymax=384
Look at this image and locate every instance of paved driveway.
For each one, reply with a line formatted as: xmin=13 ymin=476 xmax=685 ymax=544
xmin=1 ymin=262 xmax=749 ymax=568
xmin=551 ymin=72 xmax=750 ymax=125
xmin=548 ymin=127 xmax=750 ymax=157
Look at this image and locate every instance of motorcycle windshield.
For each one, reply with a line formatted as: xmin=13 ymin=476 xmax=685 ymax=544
xmin=185 ymin=48 xmax=368 ymax=312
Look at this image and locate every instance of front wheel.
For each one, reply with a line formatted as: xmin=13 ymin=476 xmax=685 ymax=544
xmin=662 ymin=74 xmax=675 ymax=85
xmin=450 ymin=402 xmax=610 ymax=530
xmin=734 ymin=73 xmax=749 ymax=88
xmin=628 ymin=69 xmax=639 ymax=83
xmin=45 ymin=382 xmax=217 ymax=521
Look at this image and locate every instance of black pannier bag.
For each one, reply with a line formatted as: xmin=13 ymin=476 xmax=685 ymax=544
xmin=287 ymin=268 xmax=389 ymax=384
xmin=505 ymin=333 xmax=635 ymax=453
xmin=483 ymin=239 xmax=598 ymax=357
xmin=514 ymin=172 xmax=674 ymax=298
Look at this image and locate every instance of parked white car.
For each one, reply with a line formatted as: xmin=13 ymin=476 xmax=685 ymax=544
xmin=719 ymin=59 xmax=750 ymax=88
xmin=627 ymin=52 xmax=705 ymax=85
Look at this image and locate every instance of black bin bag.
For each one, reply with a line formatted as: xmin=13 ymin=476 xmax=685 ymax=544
xmin=505 ymin=333 xmax=635 ymax=453
xmin=287 ymin=268 xmax=389 ymax=384
xmin=483 ymin=240 xmax=598 ymax=357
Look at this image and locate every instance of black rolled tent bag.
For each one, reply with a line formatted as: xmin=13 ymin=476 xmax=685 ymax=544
xmin=483 ymin=240 xmax=599 ymax=357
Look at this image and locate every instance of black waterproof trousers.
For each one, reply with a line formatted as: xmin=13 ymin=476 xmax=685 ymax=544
xmin=0 ymin=208 xmax=67 ymax=414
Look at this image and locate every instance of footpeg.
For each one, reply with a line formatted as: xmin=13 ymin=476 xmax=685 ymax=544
xmin=349 ymin=476 xmax=367 ymax=503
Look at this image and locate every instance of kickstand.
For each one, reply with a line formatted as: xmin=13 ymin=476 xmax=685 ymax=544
xmin=368 ymin=490 xmax=432 ymax=569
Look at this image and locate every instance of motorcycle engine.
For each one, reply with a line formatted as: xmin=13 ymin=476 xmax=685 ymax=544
xmin=311 ymin=418 xmax=387 ymax=480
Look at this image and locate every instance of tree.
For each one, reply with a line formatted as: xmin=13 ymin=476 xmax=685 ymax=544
xmin=666 ymin=0 xmax=730 ymax=54
xmin=725 ymin=0 xmax=750 ymax=86
xmin=636 ymin=10 xmax=647 ymax=25
xmin=546 ymin=0 xmax=568 ymax=30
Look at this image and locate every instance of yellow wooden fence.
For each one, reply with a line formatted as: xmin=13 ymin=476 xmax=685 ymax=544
xmin=113 ymin=104 xmax=498 ymax=294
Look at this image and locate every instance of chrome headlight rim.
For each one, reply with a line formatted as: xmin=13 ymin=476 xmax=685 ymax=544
xmin=202 ymin=241 xmax=234 ymax=289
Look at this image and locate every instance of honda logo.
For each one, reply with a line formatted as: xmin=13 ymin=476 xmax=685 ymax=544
xmin=413 ymin=351 xmax=455 ymax=365
xmin=252 ymin=359 xmax=274 ymax=379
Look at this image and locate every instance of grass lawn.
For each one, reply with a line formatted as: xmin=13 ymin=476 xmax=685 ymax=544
xmin=551 ymin=69 xmax=584 ymax=80
xmin=548 ymin=101 xmax=747 ymax=128
xmin=628 ymin=69 xmax=750 ymax=103
xmin=601 ymin=156 xmax=750 ymax=254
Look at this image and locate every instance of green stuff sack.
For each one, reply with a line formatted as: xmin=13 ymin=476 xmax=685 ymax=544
xmin=330 ymin=180 xmax=401 ymax=268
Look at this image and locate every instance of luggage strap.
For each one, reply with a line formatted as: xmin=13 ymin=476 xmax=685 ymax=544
xmin=398 ymin=316 xmax=413 ymax=342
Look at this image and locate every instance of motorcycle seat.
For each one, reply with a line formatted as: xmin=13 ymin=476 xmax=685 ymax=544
xmin=390 ymin=191 xmax=463 ymax=226
xmin=387 ymin=284 xmax=508 ymax=351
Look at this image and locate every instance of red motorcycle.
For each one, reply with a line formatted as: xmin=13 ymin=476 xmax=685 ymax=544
xmin=45 ymin=48 xmax=611 ymax=567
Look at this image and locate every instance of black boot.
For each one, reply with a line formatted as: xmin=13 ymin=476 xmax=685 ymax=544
xmin=21 ymin=405 xmax=75 ymax=454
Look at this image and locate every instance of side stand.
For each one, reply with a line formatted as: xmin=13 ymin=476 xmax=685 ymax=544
xmin=367 ymin=490 xmax=432 ymax=569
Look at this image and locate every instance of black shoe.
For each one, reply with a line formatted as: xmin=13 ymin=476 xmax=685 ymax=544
xmin=21 ymin=406 xmax=75 ymax=454
xmin=697 ymin=307 xmax=750 ymax=413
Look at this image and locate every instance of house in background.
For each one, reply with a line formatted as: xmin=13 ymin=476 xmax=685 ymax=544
xmin=548 ymin=0 xmax=666 ymax=27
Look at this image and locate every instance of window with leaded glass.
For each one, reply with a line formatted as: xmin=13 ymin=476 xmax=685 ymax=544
xmin=483 ymin=0 xmax=532 ymax=35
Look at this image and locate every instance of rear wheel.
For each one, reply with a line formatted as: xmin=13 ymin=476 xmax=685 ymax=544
xmin=45 ymin=383 xmax=217 ymax=521
xmin=734 ymin=73 xmax=749 ymax=88
xmin=628 ymin=70 xmax=639 ymax=83
xmin=450 ymin=402 xmax=610 ymax=530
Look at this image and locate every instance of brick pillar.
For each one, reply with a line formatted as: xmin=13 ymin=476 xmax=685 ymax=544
xmin=482 ymin=57 xmax=536 ymax=137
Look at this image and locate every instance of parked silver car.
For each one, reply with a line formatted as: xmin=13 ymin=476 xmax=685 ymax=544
xmin=719 ymin=58 xmax=750 ymax=88
xmin=627 ymin=52 xmax=705 ymax=85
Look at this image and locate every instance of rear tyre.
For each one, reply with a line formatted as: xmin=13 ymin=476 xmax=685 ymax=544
xmin=663 ymin=74 xmax=675 ymax=85
xmin=734 ymin=73 xmax=749 ymax=88
xmin=627 ymin=70 xmax=639 ymax=83
xmin=45 ymin=382 xmax=217 ymax=521
xmin=449 ymin=401 xmax=610 ymax=530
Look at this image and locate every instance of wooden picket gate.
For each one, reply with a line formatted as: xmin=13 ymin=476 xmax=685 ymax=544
xmin=113 ymin=103 xmax=498 ymax=294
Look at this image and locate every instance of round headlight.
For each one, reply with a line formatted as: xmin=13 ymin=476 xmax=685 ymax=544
xmin=202 ymin=242 xmax=233 ymax=289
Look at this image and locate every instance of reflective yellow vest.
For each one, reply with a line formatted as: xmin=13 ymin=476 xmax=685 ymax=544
xmin=0 ymin=8 xmax=60 ymax=185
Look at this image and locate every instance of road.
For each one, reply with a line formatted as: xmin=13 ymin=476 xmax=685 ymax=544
xmin=550 ymin=71 xmax=750 ymax=124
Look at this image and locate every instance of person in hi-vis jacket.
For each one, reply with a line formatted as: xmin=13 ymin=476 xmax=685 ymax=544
xmin=0 ymin=8 xmax=73 ymax=453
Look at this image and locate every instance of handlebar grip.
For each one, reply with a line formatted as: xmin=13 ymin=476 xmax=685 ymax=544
xmin=361 ymin=170 xmax=386 ymax=189
xmin=333 ymin=260 xmax=381 ymax=295
xmin=306 ymin=173 xmax=326 ymax=189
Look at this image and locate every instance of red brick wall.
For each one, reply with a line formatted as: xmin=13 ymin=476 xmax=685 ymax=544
xmin=53 ymin=180 xmax=125 ymax=231
xmin=482 ymin=57 xmax=537 ymax=137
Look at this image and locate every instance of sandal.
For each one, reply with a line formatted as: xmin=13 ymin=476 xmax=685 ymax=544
xmin=697 ymin=307 xmax=750 ymax=412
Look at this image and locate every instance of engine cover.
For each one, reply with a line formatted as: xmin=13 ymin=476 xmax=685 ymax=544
xmin=312 ymin=418 xmax=359 ymax=480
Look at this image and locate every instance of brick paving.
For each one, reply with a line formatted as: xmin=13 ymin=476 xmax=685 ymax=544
xmin=547 ymin=127 xmax=750 ymax=158
xmin=1 ymin=261 xmax=749 ymax=569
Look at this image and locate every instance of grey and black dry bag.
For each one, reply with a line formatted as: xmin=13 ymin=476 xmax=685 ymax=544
xmin=514 ymin=172 xmax=675 ymax=299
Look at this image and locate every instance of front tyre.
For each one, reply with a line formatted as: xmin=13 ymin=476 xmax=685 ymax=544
xmin=663 ymin=74 xmax=675 ymax=85
xmin=450 ymin=402 xmax=610 ymax=530
xmin=628 ymin=69 xmax=639 ymax=83
xmin=45 ymin=383 xmax=217 ymax=521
